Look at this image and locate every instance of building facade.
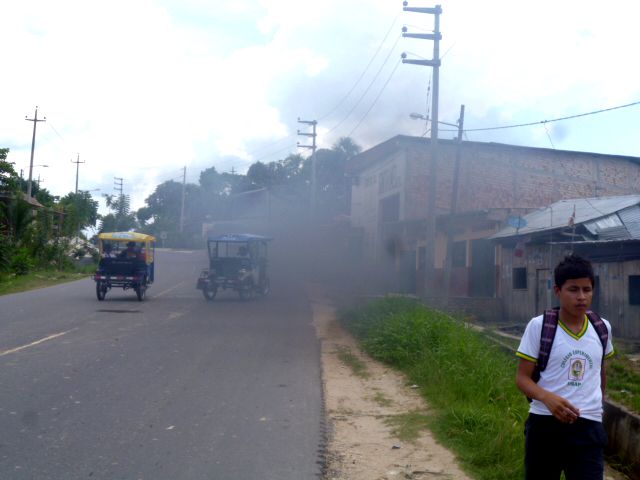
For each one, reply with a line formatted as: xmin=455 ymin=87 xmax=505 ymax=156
xmin=348 ymin=135 xmax=640 ymax=301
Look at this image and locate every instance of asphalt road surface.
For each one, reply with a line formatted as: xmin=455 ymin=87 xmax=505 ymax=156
xmin=0 ymin=249 xmax=324 ymax=479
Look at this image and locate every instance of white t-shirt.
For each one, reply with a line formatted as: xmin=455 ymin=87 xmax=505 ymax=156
xmin=517 ymin=314 xmax=615 ymax=422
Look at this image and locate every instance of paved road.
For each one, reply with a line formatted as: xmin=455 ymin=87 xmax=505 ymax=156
xmin=0 ymin=249 xmax=324 ymax=479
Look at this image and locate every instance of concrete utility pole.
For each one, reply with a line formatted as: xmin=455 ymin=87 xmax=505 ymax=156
xmin=114 ymin=177 xmax=123 ymax=197
xmin=401 ymin=2 xmax=442 ymax=294
xmin=297 ymin=118 xmax=318 ymax=216
xmin=71 ymin=153 xmax=85 ymax=194
xmin=25 ymin=106 xmax=46 ymax=198
xmin=443 ymin=105 xmax=465 ymax=304
xmin=180 ymin=166 xmax=186 ymax=233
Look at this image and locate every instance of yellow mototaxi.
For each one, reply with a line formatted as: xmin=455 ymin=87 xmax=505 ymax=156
xmin=94 ymin=232 xmax=155 ymax=301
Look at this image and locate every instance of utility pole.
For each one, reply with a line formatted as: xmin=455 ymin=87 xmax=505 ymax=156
xmin=401 ymin=2 xmax=442 ymax=295
xmin=297 ymin=118 xmax=318 ymax=217
xmin=25 ymin=106 xmax=46 ymax=198
xmin=443 ymin=105 xmax=465 ymax=304
xmin=71 ymin=153 xmax=85 ymax=194
xmin=114 ymin=177 xmax=123 ymax=197
xmin=180 ymin=166 xmax=186 ymax=233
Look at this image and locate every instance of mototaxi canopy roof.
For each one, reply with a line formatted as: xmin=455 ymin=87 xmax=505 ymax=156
xmin=207 ymin=233 xmax=272 ymax=243
xmin=98 ymin=232 xmax=156 ymax=243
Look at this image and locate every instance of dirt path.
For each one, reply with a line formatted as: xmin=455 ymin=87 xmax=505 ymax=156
xmin=310 ymin=289 xmax=629 ymax=480
xmin=310 ymin=291 xmax=473 ymax=480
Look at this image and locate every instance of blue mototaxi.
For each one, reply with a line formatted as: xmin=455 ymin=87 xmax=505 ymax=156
xmin=196 ymin=233 xmax=271 ymax=301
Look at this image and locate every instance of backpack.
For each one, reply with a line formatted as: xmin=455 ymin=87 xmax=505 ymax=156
xmin=527 ymin=307 xmax=609 ymax=402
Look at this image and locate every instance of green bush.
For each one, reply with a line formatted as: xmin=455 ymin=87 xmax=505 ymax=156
xmin=10 ymin=247 xmax=34 ymax=275
xmin=0 ymin=232 xmax=13 ymax=272
xmin=340 ymin=297 xmax=528 ymax=480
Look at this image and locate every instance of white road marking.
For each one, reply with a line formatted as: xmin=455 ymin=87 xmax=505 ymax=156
xmin=152 ymin=280 xmax=186 ymax=299
xmin=0 ymin=330 xmax=73 ymax=357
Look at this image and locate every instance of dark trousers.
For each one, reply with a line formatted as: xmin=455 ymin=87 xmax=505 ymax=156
xmin=524 ymin=413 xmax=607 ymax=480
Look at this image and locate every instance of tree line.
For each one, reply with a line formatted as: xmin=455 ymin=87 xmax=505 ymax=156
xmin=135 ymin=137 xmax=360 ymax=245
xmin=0 ymin=137 xmax=361 ymax=274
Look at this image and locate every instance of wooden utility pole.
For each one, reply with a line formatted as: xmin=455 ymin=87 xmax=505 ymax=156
xmin=443 ymin=105 xmax=465 ymax=304
xmin=402 ymin=2 xmax=442 ymax=295
xmin=297 ymin=118 xmax=318 ymax=217
xmin=25 ymin=106 xmax=46 ymax=198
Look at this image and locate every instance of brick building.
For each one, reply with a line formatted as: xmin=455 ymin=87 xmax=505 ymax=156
xmin=347 ymin=135 xmax=640 ymax=301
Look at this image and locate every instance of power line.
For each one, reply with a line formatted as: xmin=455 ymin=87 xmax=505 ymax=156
xmin=251 ymin=143 xmax=297 ymax=163
xmin=348 ymin=59 xmax=402 ymax=137
xmin=245 ymin=133 xmax=298 ymax=156
xmin=457 ymin=100 xmax=640 ymax=133
xmin=47 ymin=122 xmax=69 ymax=145
xmin=319 ymin=13 xmax=400 ymax=122
xmin=326 ymin=35 xmax=402 ymax=136
xmin=543 ymin=124 xmax=555 ymax=149
xmin=241 ymin=14 xmax=401 ymax=159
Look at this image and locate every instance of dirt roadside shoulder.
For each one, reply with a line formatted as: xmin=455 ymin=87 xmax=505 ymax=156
xmin=309 ymin=290 xmax=473 ymax=480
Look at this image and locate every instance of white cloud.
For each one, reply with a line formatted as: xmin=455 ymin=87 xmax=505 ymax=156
xmin=1 ymin=0 xmax=638 ymax=213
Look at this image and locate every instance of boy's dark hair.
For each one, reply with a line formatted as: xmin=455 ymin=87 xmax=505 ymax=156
xmin=554 ymin=254 xmax=595 ymax=288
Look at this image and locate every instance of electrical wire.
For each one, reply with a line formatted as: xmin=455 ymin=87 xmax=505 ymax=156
xmin=240 ymin=14 xmax=401 ymax=159
xmin=454 ymin=100 xmax=640 ymax=133
xmin=348 ymin=59 xmax=402 ymax=137
xmin=47 ymin=122 xmax=69 ymax=146
xmin=326 ymin=35 xmax=402 ymax=136
xmin=319 ymin=13 xmax=400 ymax=122
xmin=252 ymin=143 xmax=298 ymax=163
xmin=543 ymin=124 xmax=555 ymax=149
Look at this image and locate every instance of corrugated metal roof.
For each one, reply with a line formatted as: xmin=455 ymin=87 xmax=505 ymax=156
xmin=618 ymin=205 xmax=640 ymax=238
xmin=491 ymin=195 xmax=640 ymax=240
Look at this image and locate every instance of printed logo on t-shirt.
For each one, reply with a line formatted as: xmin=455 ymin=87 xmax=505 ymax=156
xmin=568 ymin=357 xmax=586 ymax=381
xmin=561 ymin=350 xmax=594 ymax=387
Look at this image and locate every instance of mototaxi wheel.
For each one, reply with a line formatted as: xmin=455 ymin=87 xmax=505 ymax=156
xmin=238 ymin=279 xmax=254 ymax=301
xmin=202 ymin=284 xmax=217 ymax=301
xmin=258 ymin=277 xmax=270 ymax=297
xmin=96 ymin=281 xmax=107 ymax=301
xmin=135 ymin=279 xmax=147 ymax=301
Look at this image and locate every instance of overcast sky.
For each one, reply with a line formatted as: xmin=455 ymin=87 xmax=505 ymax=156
xmin=1 ymin=0 xmax=639 ymax=213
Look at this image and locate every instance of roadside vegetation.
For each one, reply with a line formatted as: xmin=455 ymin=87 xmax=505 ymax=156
xmin=0 ymin=265 xmax=96 ymax=296
xmin=340 ymin=296 xmax=527 ymax=480
xmin=336 ymin=345 xmax=370 ymax=379
xmin=340 ymin=296 xmax=639 ymax=480
xmin=607 ymin=354 xmax=640 ymax=413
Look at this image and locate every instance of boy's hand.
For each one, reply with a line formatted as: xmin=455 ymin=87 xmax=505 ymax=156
xmin=540 ymin=392 xmax=580 ymax=423
xmin=516 ymin=359 xmax=580 ymax=423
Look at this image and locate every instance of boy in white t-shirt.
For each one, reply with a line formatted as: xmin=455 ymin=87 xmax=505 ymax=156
xmin=516 ymin=254 xmax=615 ymax=480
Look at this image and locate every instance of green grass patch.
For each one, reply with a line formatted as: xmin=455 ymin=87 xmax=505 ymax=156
xmin=370 ymin=389 xmax=393 ymax=407
xmin=336 ymin=345 xmax=370 ymax=379
xmin=384 ymin=411 xmax=431 ymax=444
xmin=606 ymin=355 xmax=640 ymax=414
xmin=340 ymin=296 xmax=527 ymax=480
xmin=0 ymin=268 xmax=94 ymax=296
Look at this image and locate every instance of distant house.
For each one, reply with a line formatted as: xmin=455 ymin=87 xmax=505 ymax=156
xmin=491 ymin=195 xmax=640 ymax=340
xmin=347 ymin=135 xmax=640 ymax=307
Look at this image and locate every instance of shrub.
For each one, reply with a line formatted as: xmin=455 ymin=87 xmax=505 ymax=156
xmin=0 ymin=232 xmax=13 ymax=272
xmin=10 ymin=247 xmax=34 ymax=275
xmin=340 ymin=296 xmax=528 ymax=480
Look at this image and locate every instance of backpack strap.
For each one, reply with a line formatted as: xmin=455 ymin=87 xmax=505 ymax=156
xmin=586 ymin=310 xmax=609 ymax=361
xmin=532 ymin=307 xmax=560 ymax=383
